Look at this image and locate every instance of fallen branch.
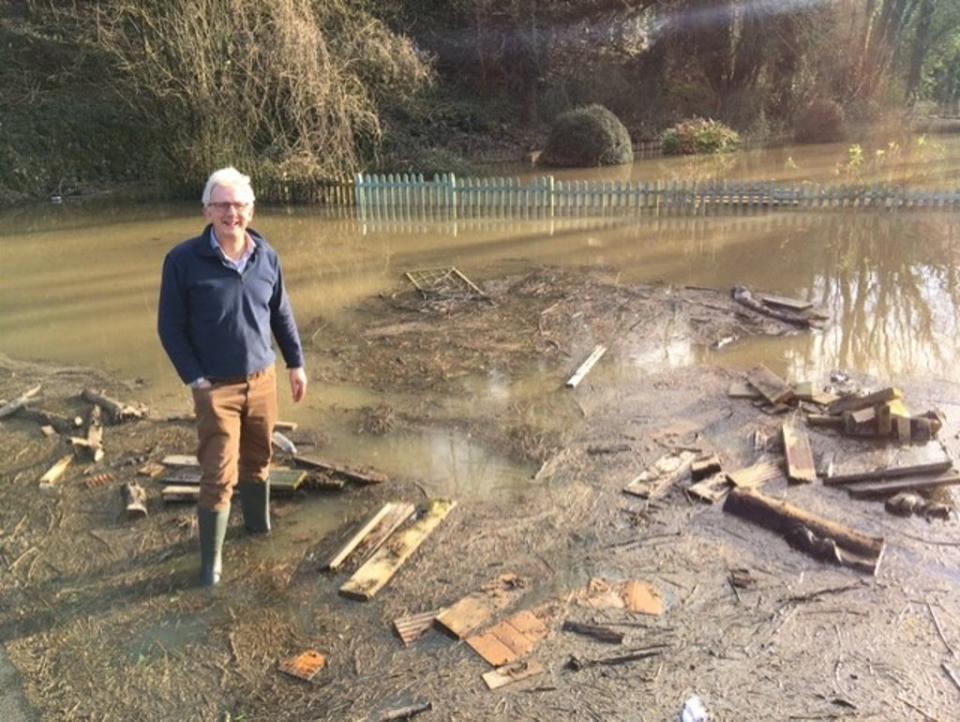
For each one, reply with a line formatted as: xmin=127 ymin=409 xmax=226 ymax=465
xmin=564 ymin=644 xmax=669 ymax=671
xmin=81 ymin=388 xmax=147 ymax=423
xmin=561 ymin=620 xmax=624 ymax=644
xmin=0 ymin=384 xmax=42 ymax=419
xmin=782 ymin=582 xmax=864 ymax=605
xmin=376 ymin=701 xmax=432 ymax=721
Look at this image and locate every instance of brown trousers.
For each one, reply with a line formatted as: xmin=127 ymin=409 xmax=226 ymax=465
xmin=192 ymin=366 xmax=278 ymax=511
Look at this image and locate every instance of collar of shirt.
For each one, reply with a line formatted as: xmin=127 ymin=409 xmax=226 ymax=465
xmin=210 ymin=228 xmax=255 ymax=273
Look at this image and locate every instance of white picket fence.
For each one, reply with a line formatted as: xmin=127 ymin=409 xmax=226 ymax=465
xmin=353 ymin=173 xmax=960 ymax=219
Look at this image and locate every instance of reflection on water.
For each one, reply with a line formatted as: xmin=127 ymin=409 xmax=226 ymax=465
xmin=2 ymin=139 xmax=959 ymax=485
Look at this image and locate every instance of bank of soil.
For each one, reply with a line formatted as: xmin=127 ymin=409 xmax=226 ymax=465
xmin=0 ymin=265 xmax=958 ymax=721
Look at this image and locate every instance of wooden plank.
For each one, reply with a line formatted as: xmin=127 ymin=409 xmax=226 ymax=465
xmin=39 ymin=454 xmax=73 ymax=487
xmin=565 ymin=345 xmax=607 ymax=389
xmin=823 ymin=458 xmax=953 ymax=485
xmin=761 ymin=294 xmax=813 ymax=311
xmin=828 ymin=387 xmax=902 ymax=415
xmin=435 ymin=573 xmax=528 ymax=639
xmin=844 ymin=471 xmax=960 ymax=498
xmin=466 ymin=632 xmax=516 ymax=667
xmin=324 ymin=503 xmax=397 ymax=570
xmin=339 ymin=500 xmax=456 ymax=600
xmin=782 ymin=420 xmax=817 ymax=484
xmin=347 ymin=502 xmax=417 ymax=566
xmin=623 ymin=450 xmax=696 ymax=498
xmin=726 ymin=460 xmax=783 ymax=489
xmin=482 ymin=660 xmax=544 ymax=690
xmin=157 ymin=466 xmax=306 ymax=492
xmin=393 ymin=610 xmax=439 ymax=646
xmin=161 ymin=485 xmax=200 ymax=503
xmin=896 ymin=415 xmax=912 ymax=443
xmin=723 ymin=488 xmax=885 ymax=575
xmin=687 ymin=473 xmax=730 ymax=503
xmin=746 ymin=365 xmax=794 ymax=405
xmin=727 ymin=381 xmax=761 ymax=399
xmin=293 ymin=455 xmax=387 ymax=484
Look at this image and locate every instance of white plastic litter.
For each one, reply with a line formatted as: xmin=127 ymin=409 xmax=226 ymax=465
xmin=679 ymin=695 xmax=708 ymax=722
xmin=271 ymin=430 xmax=297 ymax=455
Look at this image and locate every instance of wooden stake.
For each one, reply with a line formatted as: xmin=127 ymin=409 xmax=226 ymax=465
xmin=565 ymin=345 xmax=607 ymax=389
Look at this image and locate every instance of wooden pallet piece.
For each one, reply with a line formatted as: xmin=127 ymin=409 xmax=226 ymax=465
xmin=844 ymin=471 xmax=960 ymax=498
xmin=782 ymin=420 xmax=817 ymax=484
xmin=482 ymin=660 xmax=545 ymax=690
xmin=466 ymin=610 xmax=549 ymax=667
xmin=293 ymin=454 xmax=387 ymax=484
xmin=746 ymin=365 xmax=794 ymax=405
xmin=724 ymin=488 xmax=886 ymax=575
xmin=393 ymin=610 xmax=440 ymax=646
xmin=434 ymin=573 xmax=527 ymax=639
xmin=339 ymin=499 xmax=456 ymax=601
xmin=339 ymin=502 xmax=416 ymax=570
xmin=325 ymin=502 xmax=404 ymax=571
xmin=726 ymin=460 xmax=783 ymax=489
xmin=828 ymin=387 xmax=902 ymax=415
xmin=823 ymin=458 xmax=953 ymax=485
xmin=623 ymin=450 xmax=696 ymax=498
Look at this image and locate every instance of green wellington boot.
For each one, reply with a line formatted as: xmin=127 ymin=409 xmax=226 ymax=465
xmin=238 ymin=480 xmax=271 ymax=534
xmin=198 ymin=506 xmax=229 ymax=586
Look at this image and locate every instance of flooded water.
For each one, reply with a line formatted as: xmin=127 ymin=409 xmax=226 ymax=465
xmin=2 ymin=137 xmax=959 ymax=494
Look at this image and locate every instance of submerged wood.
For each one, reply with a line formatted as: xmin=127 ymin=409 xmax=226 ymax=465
xmin=293 ymin=454 xmax=387 ymax=484
xmin=732 ymin=286 xmax=812 ymax=327
xmin=0 ymin=384 xmax=42 ymax=419
xmin=724 ymin=488 xmax=885 ymax=574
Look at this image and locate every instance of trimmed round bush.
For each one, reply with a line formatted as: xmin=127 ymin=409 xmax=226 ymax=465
xmin=794 ymin=99 xmax=845 ymax=143
xmin=661 ymin=118 xmax=741 ymax=155
xmin=540 ymin=104 xmax=633 ymax=167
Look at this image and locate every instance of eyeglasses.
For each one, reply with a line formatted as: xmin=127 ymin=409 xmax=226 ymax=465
xmin=207 ymin=201 xmax=252 ymax=212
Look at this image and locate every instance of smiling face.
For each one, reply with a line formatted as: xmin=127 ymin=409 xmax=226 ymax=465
xmin=203 ymin=182 xmax=255 ymax=247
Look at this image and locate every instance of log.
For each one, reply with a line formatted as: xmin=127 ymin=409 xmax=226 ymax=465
xmin=81 ymin=388 xmax=146 ymax=423
xmin=828 ymin=387 xmax=902 ymax=415
xmin=732 ymin=286 xmax=812 ymax=327
xmin=782 ymin=420 xmax=817 ymax=484
xmin=723 ymin=488 xmax=885 ymax=575
xmin=123 ymin=482 xmax=148 ymax=518
xmin=293 ymin=455 xmax=387 ymax=484
xmin=0 ymin=384 xmax=41 ymax=419
xmin=565 ymin=345 xmax=607 ymax=389
xmin=561 ymin=620 xmax=624 ymax=644
xmin=340 ymin=500 xmax=456 ymax=600
xmin=823 ymin=458 xmax=953 ymax=485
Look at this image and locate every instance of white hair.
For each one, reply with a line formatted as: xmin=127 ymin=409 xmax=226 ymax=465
xmin=201 ymin=167 xmax=256 ymax=206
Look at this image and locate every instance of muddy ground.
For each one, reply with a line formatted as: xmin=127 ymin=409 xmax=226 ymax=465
xmin=1 ymin=265 xmax=959 ymax=721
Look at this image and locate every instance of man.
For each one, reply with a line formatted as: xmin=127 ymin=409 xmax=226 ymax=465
xmin=158 ymin=167 xmax=307 ymax=586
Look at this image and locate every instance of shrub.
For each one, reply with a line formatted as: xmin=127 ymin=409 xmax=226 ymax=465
xmin=540 ymin=104 xmax=633 ymax=167
xmin=794 ymin=99 xmax=845 ymax=143
xmin=661 ymin=118 xmax=741 ymax=155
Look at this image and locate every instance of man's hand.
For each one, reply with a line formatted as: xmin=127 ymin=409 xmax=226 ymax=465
xmin=289 ymin=367 xmax=307 ymax=403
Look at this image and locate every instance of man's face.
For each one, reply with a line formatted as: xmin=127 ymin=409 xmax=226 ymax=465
xmin=203 ymin=183 xmax=254 ymax=243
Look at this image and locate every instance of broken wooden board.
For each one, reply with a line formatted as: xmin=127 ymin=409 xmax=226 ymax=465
xmin=39 ymin=454 xmax=73 ymax=488
xmin=161 ymin=485 xmax=200 ymax=503
xmin=844 ymin=471 xmax=960 ymax=498
xmin=342 ymin=503 xmax=417 ymax=569
xmin=746 ymin=365 xmax=794 ymax=406
xmin=621 ymin=581 xmax=663 ymax=615
xmin=466 ymin=610 xmax=549 ymax=667
xmin=565 ymin=345 xmax=607 ymax=389
xmin=293 ymin=454 xmax=387 ymax=484
xmin=277 ymin=650 xmax=326 ymax=681
xmin=482 ymin=660 xmax=545 ymax=691
xmin=726 ymin=460 xmax=783 ymax=489
xmin=727 ymin=381 xmax=762 ymax=399
xmin=158 ymin=466 xmax=306 ymax=492
xmin=823 ymin=458 xmax=953 ymax=485
xmin=435 ymin=573 xmax=528 ymax=640
xmin=724 ymin=487 xmax=886 ymax=575
xmin=761 ymin=293 xmax=813 ymax=312
xmin=782 ymin=421 xmax=817 ymax=484
xmin=393 ymin=610 xmax=439 ymax=646
xmin=324 ymin=502 xmax=413 ymax=571
xmin=623 ymin=450 xmax=697 ymax=499
xmin=339 ymin=499 xmax=456 ymax=601
xmin=828 ymin=387 xmax=902 ymax=415
xmin=688 ymin=473 xmax=731 ymax=503
xmin=123 ymin=482 xmax=147 ymax=518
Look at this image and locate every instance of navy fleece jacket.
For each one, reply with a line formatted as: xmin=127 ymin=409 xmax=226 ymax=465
xmin=157 ymin=225 xmax=304 ymax=384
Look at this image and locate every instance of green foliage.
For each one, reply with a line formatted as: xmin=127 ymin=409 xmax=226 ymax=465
xmin=661 ymin=118 xmax=740 ymax=156
xmin=540 ymin=104 xmax=633 ymax=168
